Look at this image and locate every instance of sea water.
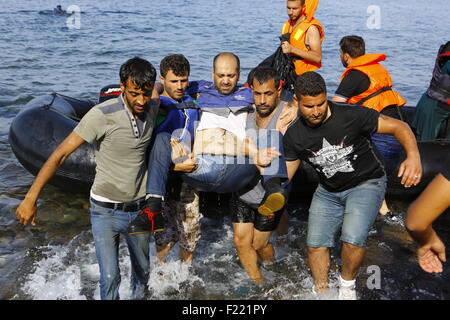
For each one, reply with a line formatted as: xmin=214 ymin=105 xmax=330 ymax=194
xmin=0 ymin=0 xmax=449 ymax=300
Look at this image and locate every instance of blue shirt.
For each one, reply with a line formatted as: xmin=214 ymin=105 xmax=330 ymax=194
xmin=187 ymin=80 xmax=254 ymax=117
xmin=154 ymin=94 xmax=199 ymax=146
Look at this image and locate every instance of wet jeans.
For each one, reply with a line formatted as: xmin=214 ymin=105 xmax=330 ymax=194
xmin=146 ymin=130 xmax=288 ymax=196
xmin=307 ymin=175 xmax=387 ymax=248
xmin=371 ymin=133 xmax=402 ymax=176
xmin=90 ymin=199 xmax=150 ymax=300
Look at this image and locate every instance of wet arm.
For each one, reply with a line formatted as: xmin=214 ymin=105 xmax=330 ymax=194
xmin=16 ymin=132 xmax=86 ymax=225
xmin=406 ymin=173 xmax=450 ymax=241
xmin=405 ymin=174 xmax=449 ymax=272
xmin=376 ymin=114 xmax=421 ymax=187
xmin=287 ymin=159 xmax=301 ymax=181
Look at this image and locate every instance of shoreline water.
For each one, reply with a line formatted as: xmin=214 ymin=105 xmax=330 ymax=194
xmin=1 ymin=0 xmax=449 ymax=300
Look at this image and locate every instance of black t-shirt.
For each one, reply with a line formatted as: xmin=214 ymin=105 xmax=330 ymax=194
xmin=335 ymin=69 xmax=370 ymax=99
xmin=284 ymin=102 xmax=385 ymax=192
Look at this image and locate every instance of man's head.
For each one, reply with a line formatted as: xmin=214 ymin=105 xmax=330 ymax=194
xmin=250 ymin=66 xmax=281 ymax=118
xmin=339 ymin=35 xmax=365 ymax=68
xmin=287 ymin=0 xmax=305 ymax=22
xmin=119 ymin=56 xmax=157 ymax=115
xmin=294 ymin=71 xmax=329 ymax=127
xmin=160 ymin=54 xmax=190 ymax=101
xmin=212 ymin=52 xmax=240 ymax=95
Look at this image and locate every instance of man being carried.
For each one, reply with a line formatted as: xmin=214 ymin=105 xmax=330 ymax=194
xmin=281 ymin=0 xmax=324 ymax=76
xmin=152 ymin=54 xmax=202 ymax=264
xmin=16 ymin=57 xmax=162 ymax=300
xmin=232 ymin=66 xmax=297 ymax=285
xmin=283 ymin=72 xmax=421 ymax=299
xmin=128 ymin=52 xmax=289 ymax=234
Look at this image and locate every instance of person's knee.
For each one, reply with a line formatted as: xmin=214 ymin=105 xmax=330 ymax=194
xmin=252 ymin=238 xmax=269 ymax=252
xmin=308 ymin=246 xmax=328 ymax=255
xmin=233 ymin=232 xmax=252 ymax=250
xmin=342 ymin=241 xmax=364 ymax=251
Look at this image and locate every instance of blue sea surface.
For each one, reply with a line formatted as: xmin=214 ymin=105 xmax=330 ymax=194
xmin=0 ymin=0 xmax=449 ymax=300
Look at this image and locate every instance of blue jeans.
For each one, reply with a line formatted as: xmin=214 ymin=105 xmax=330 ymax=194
xmin=146 ymin=130 xmax=288 ymax=196
xmin=90 ymin=200 xmax=150 ymax=300
xmin=371 ymin=133 xmax=402 ymax=176
xmin=306 ymin=176 xmax=387 ymax=248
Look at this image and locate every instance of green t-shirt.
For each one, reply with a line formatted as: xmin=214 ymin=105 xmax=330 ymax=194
xmin=74 ymin=95 xmax=159 ymax=202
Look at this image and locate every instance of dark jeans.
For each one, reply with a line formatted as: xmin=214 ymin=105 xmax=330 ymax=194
xmin=146 ymin=130 xmax=288 ymax=196
xmin=90 ymin=200 xmax=150 ymax=300
xmin=371 ymin=133 xmax=402 ymax=176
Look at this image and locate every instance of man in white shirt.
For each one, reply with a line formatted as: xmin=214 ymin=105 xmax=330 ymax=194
xmin=128 ymin=53 xmax=290 ymax=234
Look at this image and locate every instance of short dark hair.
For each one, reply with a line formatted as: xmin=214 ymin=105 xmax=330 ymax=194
xmin=294 ymin=71 xmax=327 ymax=98
xmin=339 ymin=35 xmax=365 ymax=58
xmin=288 ymin=0 xmax=305 ymax=5
xmin=249 ymin=66 xmax=281 ymax=89
xmin=160 ymin=54 xmax=190 ymax=77
xmin=119 ymin=56 xmax=156 ymax=89
xmin=213 ymin=52 xmax=240 ymax=71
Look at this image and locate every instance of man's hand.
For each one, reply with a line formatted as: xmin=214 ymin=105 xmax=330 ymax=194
xmin=398 ymin=154 xmax=422 ymax=188
xmin=173 ymin=153 xmax=197 ymax=173
xmin=276 ymin=102 xmax=298 ymax=134
xmin=170 ymin=139 xmax=189 ymax=162
xmin=417 ymin=232 xmax=446 ymax=273
xmin=281 ymin=41 xmax=292 ymax=54
xmin=254 ymin=147 xmax=281 ymax=167
xmin=16 ymin=199 xmax=38 ymax=226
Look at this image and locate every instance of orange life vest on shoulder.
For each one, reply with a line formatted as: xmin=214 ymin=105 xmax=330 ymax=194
xmin=282 ymin=18 xmax=324 ymax=75
xmin=340 ymin=53 xmax=406 ymax=112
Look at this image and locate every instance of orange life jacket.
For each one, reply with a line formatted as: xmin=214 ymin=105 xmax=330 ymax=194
xmin=340 ymin=53 xmax=406 ymax=112
xmin=282 ymin=17 xmax=324 ymax=75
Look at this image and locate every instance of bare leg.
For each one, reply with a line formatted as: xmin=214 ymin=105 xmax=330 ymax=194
xmin=308 ymin=246 xmax=330 ymax=292
xmin=233 ymin=222 xmax=264 ymax=285
xmin=156 ymin=242 xmax=175 ymax=264
xmin=176 ymin=184 xmax=202 ymax=264
xmin=180 ymin=247 xmax=194 ymax=264
xmin=341 ymin=242 xmax=366 ymax=280
xmin=253 ymin=229 xmax=275 ymax=265
xmin=379 ymin=199 xmax=389 ymax=215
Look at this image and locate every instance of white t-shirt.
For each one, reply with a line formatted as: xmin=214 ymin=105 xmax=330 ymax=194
xmin=195 ymin=110 xmax=248 ymax=140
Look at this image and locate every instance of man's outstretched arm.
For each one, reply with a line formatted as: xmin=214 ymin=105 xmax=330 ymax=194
xmin=405 ymin=173 xmax=450 ymax=273
xmin=376 ymin=114 xmax=422 ymax=187
xmin=16 ymin=131 xmax=86 ymax=226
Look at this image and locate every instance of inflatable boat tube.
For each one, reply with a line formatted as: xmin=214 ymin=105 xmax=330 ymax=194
xmin=9 ymin=93 xmax=96 ymax=193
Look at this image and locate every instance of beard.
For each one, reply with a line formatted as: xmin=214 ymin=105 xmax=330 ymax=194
xmin=256 ymin=104 xmax=276 ymax=118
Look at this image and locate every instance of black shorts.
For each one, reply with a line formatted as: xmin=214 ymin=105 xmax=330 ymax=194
xmin=230 ymin=194 xmax=283 ymax=232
